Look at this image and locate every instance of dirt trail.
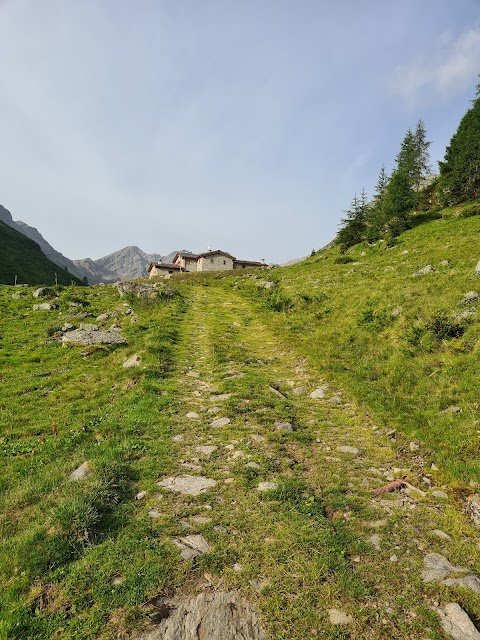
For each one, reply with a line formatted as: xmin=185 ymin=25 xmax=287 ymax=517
xmin=149 ymin=286 xmax=480 ymax=639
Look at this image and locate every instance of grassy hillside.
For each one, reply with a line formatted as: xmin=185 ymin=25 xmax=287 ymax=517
xmin=225 ymin=206 xmax=480 ymax=486
xmin=1 ymin=209 xmax=480 ymax=639
xmin=0 ymin=220 xmax=83 ymax=286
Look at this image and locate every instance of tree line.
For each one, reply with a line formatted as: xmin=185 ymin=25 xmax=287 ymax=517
xmin=337 ymin=80 xmax=480 ymax=252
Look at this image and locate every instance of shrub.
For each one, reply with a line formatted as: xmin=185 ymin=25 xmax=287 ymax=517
xmin=357 ymin=304 xmax=391 ymax=331
xmin=426 ymin=312 xmax=466 ymax=340
xmin=334 ymin=255 xmax=354 ymax=264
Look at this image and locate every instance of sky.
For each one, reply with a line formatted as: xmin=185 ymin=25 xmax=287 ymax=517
xmin=0 ymin=0 xmax=479 ymax=264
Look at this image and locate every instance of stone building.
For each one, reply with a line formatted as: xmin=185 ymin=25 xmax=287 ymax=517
xmin=147 ymin=249 xmax=264 ymax=277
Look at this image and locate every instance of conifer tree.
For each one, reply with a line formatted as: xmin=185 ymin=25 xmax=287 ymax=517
xmin=337 ymin=189 xmax=368 ymax=251
xmin=364 ymin=166 xmax=389 ymax=242
xmin=438 ymin=81 xmax=480 ymax=204
xmin=413 ymin=119 xmax=431 ymax=190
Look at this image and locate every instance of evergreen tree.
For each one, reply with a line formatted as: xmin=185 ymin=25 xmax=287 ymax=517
xmin=337 ymin=190 xmax=368 ymax=251
xmin=364 ymin=166 xmax=389 ymax=243
xmin=438 ymin=81 xmax=480 ymax=204
xmin=413 ymin=119 xmax=431 ymax=190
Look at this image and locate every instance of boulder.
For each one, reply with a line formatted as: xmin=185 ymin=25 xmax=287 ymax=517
xmin=436 ymin=603 xmax=480 ymax=640
xmin=274 ymin=421 xmax=293 ymax=432
xmin=70 ymin=461 xmax=91 ymax=480
xmin=310 ymin=387 xmax=326 ymax=399
xmin=62 ymin=329 xmax=126 ymax=346
xmin=172 ymin=534 xmax=211 ymax=560
xmin=137 ymin=591 xmax=267 ymax=640
xmin=414 ymin=265 xmax=435 ymax=276
xmin=461 ymin=291 xmax=479 ymax=305
xmin=33 ymin=287 xmax=55 ymax=298
xmin=210 ymin=417 xmax=231 ymax=428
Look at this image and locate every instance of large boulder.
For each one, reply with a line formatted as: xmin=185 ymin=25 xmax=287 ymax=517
xmin=33 ymin=287 xmax=56 ymax=298
xmin=33 ymin=303 xmax=58 ymax=310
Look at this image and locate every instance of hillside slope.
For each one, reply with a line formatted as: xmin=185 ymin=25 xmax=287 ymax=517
xmin=0 ymin=219 xmax=83 ymax=285
xmin=227 ymin=207 xmax=480 ymax=484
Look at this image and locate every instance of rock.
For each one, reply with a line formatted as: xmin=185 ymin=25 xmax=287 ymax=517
xmin=257 ymin=482 xmax=277 ymax=492
xmin=475 ymin=260 xmax=480 ymax=275
xmin=367 ymin=534 xmax=381 ymax=550
xmin=329 ymin=397 xmax=342 ymax=404
xmin=194 ymin=446 xmax=217 ymax=457
xmin=157 ymin=475 xmax=217 ymax=496
xmin=11 ymin=293 xmax=21 ymax=299
xmin=116 ymin=281 xmax=161 ymax=299
xmin=148 ymin=509 xmax=160 ymax=518
xmin=432 ymin=529 xmax=451 ymax=541
xmin=310 ymin=387 xmax=326 ymax=399
xmin=233 ymin=563 xmax=244 ymax=572
xmin=137 ymin=591 xmax=267 ymax=640
xmin=336 ymin=446 xmax=359 ymax=455
xmin=135 ymin=490 xmax=147 ymax=500
xmin=111 ymin=575 xmax=126 ymax=585
xmin=432 ymin=490 xmax=449 ymax=499
xmin=33 ymin=287 xmax=55 ymax=298
xmin=191 ymin=516 xmax=212 ymax=524
xmin=392 ymin=306 xmax=403 ymax=317
xmin=207 ymin=407 xmax=221 ymax=414
xmin=439 ymin=260 xmax=449 ymax=267
xmin=211 ymin=417 xmax=231 ymax=428
xmin=455 ymin=308 xmax=477 ymax=319
xmin=292 ymin=386 xmax=307 ymax=396
xmin=123 ymin=354 xmax=141 ymax=368
xmin=246 ymin=462 xmax=260 ymax=471
xmin=328 ymin=609 xmax=353 ymax=625
xmin=465 ymin=494 xmax=480 ymax=527
xmin=62 ymin=329 xmax=126 ymax=345
xmin=33 ymin=303 xmax=58 ymax=310
xmin=96 ymin=313 xmax=112 ymax=322
xmin=461 ymin=291 xmax=479 ymax=304
xmin=441 ymin=406 xmax=462 ymax=414
xmin=109 ymin=324 xmax=122 ymax=331
xmin=274 ymin=421 xmax=293 ymax=433
xmin=186 ymin=412 xmax=200 ymax=419
xmin=209 ymin=393 xmax=232 ymax=402
xmin=70 ymin=461 xmax=91 ymax=480
xmin=172 ymin=434 xmax=184 ymax=443
xmin=172 ymin=534 xmax=211 ymax=560
xmin=442 ymin=574 xmax=480 ymax=594
xmin=414 ymin=265 xmax=435 ymax=276
xmin=437 ymin=603 xmax=480 ymax=640
xmin=409 ymin=441 xmax=419 ymax=452
xmin=422 ymin=553 xmax=467 ymax=582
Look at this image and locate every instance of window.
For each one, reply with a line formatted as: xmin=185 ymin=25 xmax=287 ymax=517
xmin=223 ymin=260 xmax=226 ymax=265
xmin=210 ymin=258 xmax=214 ymax=264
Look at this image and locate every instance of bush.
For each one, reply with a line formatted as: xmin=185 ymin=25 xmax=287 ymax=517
xmin=426 ymin=312 xmax=466 ymax=340
xmin=334 ymin=255 xmax=354 ymax=264
xmin=357 ymin=304 xmax=391 ymax=331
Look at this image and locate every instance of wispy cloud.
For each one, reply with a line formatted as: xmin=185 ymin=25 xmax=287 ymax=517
xmin=392 ymin=27 xmax=480 ymax=104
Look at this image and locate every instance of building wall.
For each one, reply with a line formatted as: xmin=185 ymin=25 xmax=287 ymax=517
xmin=175 ymin=257 xmax=198 ymax=272
xmin=197 ymin=255 xmax=234 ymax=271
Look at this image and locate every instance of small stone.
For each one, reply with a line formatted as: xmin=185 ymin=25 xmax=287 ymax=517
xmin=409 ymin=441 xmax=419 ymax=452
xmin=70 ymin=461 xmax=91 ymax=480
xmin=367 ymin=534 xmax=381 ymax=550
xmin=274 ymin=421 xmax=293 ymax=432
xmin=157 ymin=475 xmax=217 ymax=496
xmin=186 ymin=371 xmax=200 ymax=377
xmin=390 ymin=554 xmax=398 ymax=562
xmin=329 ymin=397 xmax=342 ymax=404
xmin=135 ymin=490 xmax=147 ymax=500
xmin=33 ymin=303 xmax=58 ymax=310
xmin=461 ymin=291 xmax=479 ymax=304
xmin=257 ymin=482 xmax=277 ymax=492
xmin=337 ymin=446 xmax=359 ymax=455
xmin=437 ymin=602 xmax=480 ymax=640
xmin=414 ymin=264 xmax=435 ymax=276
xmin=328 ymin=609 xmax=353 ymax=625
xmin=439 ymin=260 xmax=449 ymax=267
xmin=111 ymin=575 xmax=126 ymax=585
xmin=432 ymin=490 xmax=449 ymax=499
xmin=186 ymin=412 xmax=200 ymax=419
xmin=292 ymin=386 xmax=307 ymax=396
xmin=224 ymin=478 xmax=235 ymax=484
xmin=211 ymin=417 xmax=231 ymax=428
xmin=432 ymin=529 xmax=451 ymax=541
xmin=172 ymin=434 xmax=184 ymax=442
xmin=195 ymin=446 xmax=217 ymax=457
xmin=207 ymin=407 xmax=221 ymax=414
xmin=441 ymin=406 xmax=462 ymax=414
xmin=475 ymin=260 xmax=480 ymax=275
xmin=62 ymin=323 xmax=74 ymax=331
xmin=148 ymin=509 xmax=160 ymax=518
xmin=310 ymin=387 xmax=326 ymax=399
xmin=233 ymin=563 xmax=244 ymax=572
xmin=172 ymin=534 xmax=211 ymax=560
xmin=191 ymin=516 xmax=212 ymax=524
xmin=123 ymin=354 xmax=141 ymax=368
xmin=209 ymin=393 xmax=232 ymax=402
xmin=246 ymin=462 xmax=260 ymax=470
xmin=465 ymin=494 xmax=480 ymax=527
xmin=33 ymin=287 xmax=55 ymax=298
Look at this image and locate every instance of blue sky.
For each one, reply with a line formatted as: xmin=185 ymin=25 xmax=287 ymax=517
xmin=0 ymin=0 xmax=479 ymax=263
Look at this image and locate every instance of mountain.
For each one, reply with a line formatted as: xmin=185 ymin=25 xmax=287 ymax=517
xmin=0 ymin=219 xmax=83 ymax=286
xmin=0 ymin=205 xmax=88 ymax=281
xmin=73 ymin=246 xmax=163 ymax=283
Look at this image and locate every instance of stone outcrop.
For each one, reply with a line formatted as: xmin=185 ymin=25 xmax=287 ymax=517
xmin=62 ymin=329 xmax=127 ymax=346
xmin=138 ymin=591 xmax=267 ymax=640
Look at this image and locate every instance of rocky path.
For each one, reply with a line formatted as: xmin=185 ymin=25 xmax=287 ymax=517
xmin=140 ymin=286 xmax=480 ymax=639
